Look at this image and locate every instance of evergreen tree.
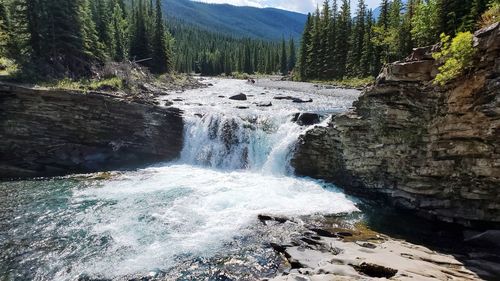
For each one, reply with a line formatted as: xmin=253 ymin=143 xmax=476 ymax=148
xmin=387 ymin=0 xmax=404 ymax=61
xmin=318 ymin=0 xmax=331 ymax=79
xmin=379 ymin=0 xmax=390 ymax=29
xmin=111 ymin=1 xmax=127 ymax=61
xmin=437 ymin=0 xmax=473 ymax=36
xmin=280 ymin=38 xmax=288 ymax=75
xmin=26 ymin=0 xmax=43 ymax=59
xmin=336 ymin=0 xmax=351 ymax=79
xmin=298 ymin=13 xmax=313 ymax=80
xmin=92 ymin=0 xmax=113 ymax=52
xmin=307 ymin=8 xmax=322 ymax=78
xmin=400 ymin=0 xmax=416 ymax=57
xmin=151 ymin=0 xmax=170 ymax=73
xmin=461 ymin=0 xmax=488 ymax=31
xmin=360 ymin=9 xmax=375 ymax=77
xmin=129 ymin=1 xmax=150 ymax=62
xmin=324 ymin=0 xmax=338 ymax=78
xmin=243 ymin=43 xmax=252 ymax=74
xmin=288 ymin=38 xmax=296 ymax=72
xmin=348 ymin=0 xmax=366 ymax=76
xmin=46 ymin=0 xmax=102 ymax=75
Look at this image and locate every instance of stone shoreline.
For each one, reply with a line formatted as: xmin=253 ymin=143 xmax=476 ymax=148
xmin=260 ymin=215 xmax=500 ymax=280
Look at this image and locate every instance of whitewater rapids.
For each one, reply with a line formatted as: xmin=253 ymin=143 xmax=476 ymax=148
xmin=0 ymin=78 xmax=361 ymax=280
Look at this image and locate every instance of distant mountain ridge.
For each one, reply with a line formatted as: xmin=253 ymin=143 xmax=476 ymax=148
xmin=162 ymin=0 xmax=307 ymax=40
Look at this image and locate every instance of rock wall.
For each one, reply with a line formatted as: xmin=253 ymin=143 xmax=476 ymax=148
xmin=0 ymin=84 xmax=183 ymax=179
xmin=292 ymin=23 xmax=500 ymax=225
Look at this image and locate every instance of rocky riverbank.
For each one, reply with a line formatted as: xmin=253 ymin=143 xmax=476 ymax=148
xmin=0 ymin=83 xmax=184 ymax=179
xmin=262 ymin=213 xmax=500 ymax=281
xmin=292 ymin=23 xmax=500 ymax=225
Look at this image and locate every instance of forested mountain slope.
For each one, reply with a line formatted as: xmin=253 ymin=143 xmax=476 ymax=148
xmin=162 ymin=0 xmax=307 ymax=40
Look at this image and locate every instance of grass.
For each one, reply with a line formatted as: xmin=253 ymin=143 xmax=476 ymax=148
xmin=42 ymin=77 xmax=124 ymax=92
xmin=309 ymin=77 xmax=375 ymax=89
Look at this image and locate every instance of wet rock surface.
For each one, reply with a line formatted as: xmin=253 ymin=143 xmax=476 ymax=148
xmin=292 ymin=23 xmax=500 ymax=225
xmin=0 ymin=83 xmax=184 ymax=179
xmin=292 ymin=113 xmax=322 ymax=126
xmin=265 ymin=215 xmax=499 ymax=281
xmin=229 ymin=93 xmax=248 ymax=100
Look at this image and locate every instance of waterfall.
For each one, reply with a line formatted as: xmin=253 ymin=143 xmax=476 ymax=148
xmin=180 ymin=112 xmax=305 ymax=175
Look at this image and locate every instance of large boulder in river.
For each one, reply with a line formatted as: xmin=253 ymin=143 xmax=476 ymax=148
xmin=292 ymin=113 xmax=321 ymax=126
xmin=229 ymin=93 xmax=247 ymax=101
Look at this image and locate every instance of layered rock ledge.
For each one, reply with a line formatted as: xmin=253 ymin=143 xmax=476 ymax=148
xmin=0 ymin=84 xmax=183 ymax=179
xmin=292 ymin=23 xmax=500 ymax=225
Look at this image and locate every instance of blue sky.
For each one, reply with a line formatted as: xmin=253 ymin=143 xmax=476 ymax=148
xmin=195 ymin=0 xmax=381 ymax=13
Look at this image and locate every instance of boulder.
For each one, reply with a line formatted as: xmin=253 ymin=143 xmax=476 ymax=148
xmin=274 ymin=95 xmax=295 ymax=100
xmin=274 ymin=96 xmax=313 ymax=103
xmin=229 ymin=93 xmax=247 ymax=101
xmin=255 ymin=102 xmax=272 ymax=107
xmin=292 ymin=98 xmax=313 ymax=103
xmin=378 ymin=60 xmax=437 ymax=82
xmin=406 ymin=45 xmax=434 ymax=61
xmin=292 ymin=113 xmax=321 ymax=126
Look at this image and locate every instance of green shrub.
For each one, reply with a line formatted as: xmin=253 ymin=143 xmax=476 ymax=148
xmin=433 ymin=32 xmax=476 ymax=86
xmin=45 ymin=77 xmax=123 ymax=92
xmin=0 ymin=57 xmax=18 ymax=76
xmin=480 ymin=2 xmax=500 ymax=28
xmin=310 ymin=77 xmax=374 ymax=88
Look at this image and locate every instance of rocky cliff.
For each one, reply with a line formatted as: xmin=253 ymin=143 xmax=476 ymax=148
xmin=0 ymin=84 xmax=183 ymax=179
xmin=292 ymin=23 xmax=500 ymax=225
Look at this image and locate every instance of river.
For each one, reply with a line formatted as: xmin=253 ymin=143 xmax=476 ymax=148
xmin=0 ymin=78 xmax=362 ymax=280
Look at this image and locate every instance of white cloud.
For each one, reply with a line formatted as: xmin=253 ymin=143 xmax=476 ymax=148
xmin=194 ymin=0 xmax=381 ymax=14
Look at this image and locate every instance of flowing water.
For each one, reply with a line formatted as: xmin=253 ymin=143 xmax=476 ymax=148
xmin=0 ymin=78 xmax=361 ymax=280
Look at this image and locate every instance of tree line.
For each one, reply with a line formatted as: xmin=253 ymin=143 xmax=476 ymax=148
xmin=297 ymin=0 xmax=495 ymax=81
xmin=170 ymin=20 xmax=297 ymax=76
xmin=0 ymin=0 xmax=173 ymax=78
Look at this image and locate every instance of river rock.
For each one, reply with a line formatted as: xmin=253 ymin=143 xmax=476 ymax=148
xmin=229 ymin=93 xmax=247 ymax=101
xmin=255 ymin=102 xmax=272 ymax=107
xmin=274 ymin=95 xmax=295 ymax=100
xmin=292 ymin=23 xmax=500 ymax=225
xmin=292 ymin=98 xmax=313 ymax=103
xmin=0 ymin=83 xmax=183 ymax=179
xmin=292 ymin=113 xmax=321 ymax=126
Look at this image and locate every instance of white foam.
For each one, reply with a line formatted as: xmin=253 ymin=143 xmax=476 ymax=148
xmin=69 ymin=165 xmax=358 ymax=278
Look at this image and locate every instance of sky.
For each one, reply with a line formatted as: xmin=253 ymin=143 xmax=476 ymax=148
xmin=194 ymin=0 xmax=382 ymax=14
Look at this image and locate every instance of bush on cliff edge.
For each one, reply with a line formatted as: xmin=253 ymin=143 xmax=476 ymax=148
xmin=433 ymin=32 xmax=476 ymax=86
